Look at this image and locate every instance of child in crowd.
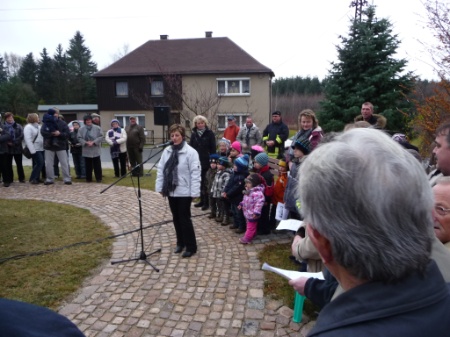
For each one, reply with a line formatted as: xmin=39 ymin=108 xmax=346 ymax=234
xmin=211 ymin=156 xmax=232 ymax=225
xmin=238 ymin=173 xmax=265 ymax=244
xmin=206 ymin=154 xmax=219 ymax=218
xmin=269 ymin=159 xmax=288 ymax=232
xmin=284 ymin=139 xmax=311 ymax=220
xmin=222 ymin=154 xmax=249 ymax=234
xmin=217 ymin=138 xmax=231 ymax=157
xmin=253 ymin=152 xmax=274 ymax=235
xmin=229 ymin=141 xmax=242 ymax=166
xmin=249 ymin=145 xmax=264 ymax=171
xmin=42 ymin=108 xmax=59 ymax=146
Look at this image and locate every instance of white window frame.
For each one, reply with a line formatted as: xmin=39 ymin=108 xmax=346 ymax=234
xmin=151 ymin=80 xmax=164 ymax=96
xmin=217 ymin=114 xmax=249 ymax=131
xmin=217 ymin=78 xmax=250 ymax=96
xmin=114 ymin=114 xmax=146 ymax=128
xmin=115 ymin=81 xmax=129 ymax=97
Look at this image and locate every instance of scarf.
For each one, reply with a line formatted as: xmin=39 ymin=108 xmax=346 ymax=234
xmin=196 ymin=127 xmax=205 ymax=137
xmin=162 ymin=141 xmax=185 ymax=196
xmin=109 ymin=128 xmax=122 ymax=159
xmin=297 ymin=128 xmax=312 ymax=142
xmin=84 ymin=125 xmax=95 ymax=141
xmin=4 ymin=121 xmax=15 ymax=141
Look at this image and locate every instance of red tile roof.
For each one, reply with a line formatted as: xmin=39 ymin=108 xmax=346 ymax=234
xmin=94 ymin=37 xmax=274 ymax=77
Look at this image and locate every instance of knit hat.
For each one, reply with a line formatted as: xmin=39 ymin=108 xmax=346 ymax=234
xmin=47 ymin=108 xmax=56 ymax=116
xmin=254 ymin=152 xmax=269 ymax=166
xmin=245 ymin=173 xmax=262 ymax=187
xmin=209 ymin=153 xmax=220 ymax=163
xmin=218 ymin=137 xmax=231 ymax=149
xmin=272 ymin=111 xmax=281 ymax=116
xmin=231 ymin=141 xmax=241 ymax=153
xmin=292 ymin=138 xmax=311 ymax=155
xmin=278 ymin=160 xmax=287 ymax=168
xmin=251 ymin=145 xmax=264 ymax=159
xmin=110 ymin=119 xmax=120 ymax=127
xmin=235 ymin=154 xmax=249 ymax=172
xmin=218 ymin=156 xmax=229 ymax=167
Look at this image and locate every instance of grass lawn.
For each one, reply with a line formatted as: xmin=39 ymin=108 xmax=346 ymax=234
xmin=0 ymin=199 xmax=113 ymax=310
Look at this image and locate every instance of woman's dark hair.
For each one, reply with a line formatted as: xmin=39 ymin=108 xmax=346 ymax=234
xmin=169 ymin=124 xmax=186 ymax=138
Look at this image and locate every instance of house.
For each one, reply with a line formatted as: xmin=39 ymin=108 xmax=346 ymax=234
xmin=93 ymin=32 xmax=274 ymax=144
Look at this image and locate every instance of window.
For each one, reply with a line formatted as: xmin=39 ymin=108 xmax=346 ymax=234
xmin=217 ymin=78 xmax=250 ymax=96
xmin=151 ymin=80 xmax=164 ymax=96
xmin=217 ymin=114 xmax=249 ymax=130
xmin=114 ymin=115 xmax=146 ymax=128
xmin=115 ymin=82 xmax=128 ymax=97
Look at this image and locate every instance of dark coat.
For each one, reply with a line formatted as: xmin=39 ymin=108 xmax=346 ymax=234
xmin=223 ymin=169 xmax=248 ymax=205
xmin=308 ymin=261 xmax=450 ymax=337
xmin=41 ymin=118 xmax=70 ymax=151
xmin=0 ymin=121 xmax=23 ymax=155
xmin=68 ymin=129 xmax=82 ymax=154
xmin=262 ymin=121 xmax=289 ymax=154
xmin=189 ymin=127 xmax=216 ymax=169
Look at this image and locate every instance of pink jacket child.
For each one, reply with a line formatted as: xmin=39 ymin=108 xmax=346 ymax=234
xmin=239 ymin=173 xmax=265 ymax=244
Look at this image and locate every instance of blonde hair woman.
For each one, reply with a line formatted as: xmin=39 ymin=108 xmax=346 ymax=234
xmin=24 ymin=113 xmax=45 ymax=184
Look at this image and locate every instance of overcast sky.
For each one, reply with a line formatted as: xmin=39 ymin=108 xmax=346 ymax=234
xmin=1 ymin=0 xmax=438 ymax=80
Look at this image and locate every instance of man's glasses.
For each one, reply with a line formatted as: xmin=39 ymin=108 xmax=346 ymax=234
xmin=435 ymin=205 xmax=450 ymax=216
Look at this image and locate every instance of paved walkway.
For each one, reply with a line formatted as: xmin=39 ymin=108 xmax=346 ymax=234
xmin=3 ymin=181 xmax=315 ymax=337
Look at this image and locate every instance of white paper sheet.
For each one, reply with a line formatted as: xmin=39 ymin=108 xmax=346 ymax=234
xmin=276 ymin=219 xmax=304 ymax=231
xmin=261 ymin=262 xmax=324 ymax=281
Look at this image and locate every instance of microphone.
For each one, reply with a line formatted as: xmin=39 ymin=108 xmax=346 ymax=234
xmin=154 ymin=141 xmax=174 ymax=148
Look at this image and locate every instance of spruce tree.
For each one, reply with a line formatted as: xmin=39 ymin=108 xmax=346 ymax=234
xmin=319 ymin=6 xmax=415 ymax=132
xmin=52 ymin=44 xmax=68 ymax=104
xmin=18 ymin=53 xmax=37 ymax=90
xmin=66 ymin=31 xmax=97 ymax=103
xmin=36 ymin=48 xmax=54 ymax=103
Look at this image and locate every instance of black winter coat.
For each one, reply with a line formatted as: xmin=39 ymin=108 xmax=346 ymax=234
xmin=41 ymin=118 xmax=70 ymax=151
xmin=223 ymin=169 xmax=249 ymax=205
xmin=189 ymin=127 xmax=216 ymax=169
xmin=262 ymin=121 xmax=289 ymax=154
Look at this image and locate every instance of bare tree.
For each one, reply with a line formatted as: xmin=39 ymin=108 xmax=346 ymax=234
xmin=3 ymin=52 xmax=23 ymax=78
xmin=111 ymin=44 xmax=130 ymax=63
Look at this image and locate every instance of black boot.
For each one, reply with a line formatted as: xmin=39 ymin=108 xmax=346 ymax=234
xmin=194 ymin=195 xmax=204 ymax=208
xmin=201 ymin=195 xmax=209 ymax=211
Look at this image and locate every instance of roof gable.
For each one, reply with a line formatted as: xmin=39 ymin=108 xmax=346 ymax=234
xmin=94 ymin=37 xmax=274 ymax=77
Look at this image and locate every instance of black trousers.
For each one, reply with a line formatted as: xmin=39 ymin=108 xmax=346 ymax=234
xmin=112 ymin=152 xmax=127 ymax=177
xmin=168 ymin=196 xmax=197 ymax=252
xmin=84 ymin=156 xmax=102 ymax=182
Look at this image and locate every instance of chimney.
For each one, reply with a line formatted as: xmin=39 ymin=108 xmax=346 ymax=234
xmin=205 ymin=31 xmax=213 ymax=38
xmin=160 ymin=35 xmax=168 ymax=40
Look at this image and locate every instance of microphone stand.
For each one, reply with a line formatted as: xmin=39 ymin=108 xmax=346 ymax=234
xmin=101 ymin=146 xmax=167 ymax=271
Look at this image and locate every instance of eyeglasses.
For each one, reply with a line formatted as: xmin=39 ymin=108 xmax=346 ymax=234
xmin=435 ymin=205 xmax=450 ymax=216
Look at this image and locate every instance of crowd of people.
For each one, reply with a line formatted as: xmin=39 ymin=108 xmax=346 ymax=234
xmin=0 ymin=108 xmax=146 ymax=187
xmin=3 ymin=102 xmax=450 ymax=335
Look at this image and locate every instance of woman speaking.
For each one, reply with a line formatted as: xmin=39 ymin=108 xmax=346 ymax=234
xmin=156 ymin=124 xmax=201 ymax=258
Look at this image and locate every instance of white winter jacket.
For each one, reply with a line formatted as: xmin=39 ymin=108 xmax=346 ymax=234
xmin=24 ymin=123 xmax=44 ymax=154
xmin=156 ymin=143 xmax=201 ymax=198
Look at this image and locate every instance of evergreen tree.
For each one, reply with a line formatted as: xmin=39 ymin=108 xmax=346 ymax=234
xmin=18 ymin=53 xmax=37 ymax=90
xmin=36 ymin=48 xmax=54 ymax=103
xmin=66 ymin=31 xmax=97 ymax=103
xmin=52 ymin=44 xmax=69 ymax=104
xmin=0 ymin=77 xmax=38 ymax=117
xmin=319 ymin=6 xmax=415 ymax=132
xmin=0 ymin=56 xmax=8 ymax=84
